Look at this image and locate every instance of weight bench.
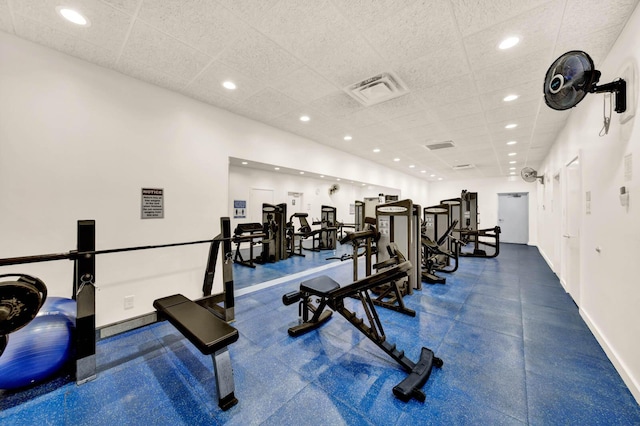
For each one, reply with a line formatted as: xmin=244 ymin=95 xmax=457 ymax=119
xmin=153 ymin=294 xmax=239 ymax=410
xmin=282 ymin=261 xmax=442 ymax=402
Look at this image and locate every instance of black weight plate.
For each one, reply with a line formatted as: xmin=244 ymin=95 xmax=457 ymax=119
xmin=0 ymin=281 xmax=43 ymax=335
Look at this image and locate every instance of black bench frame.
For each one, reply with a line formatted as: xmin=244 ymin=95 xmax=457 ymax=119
xmin=283 ymin=261 xmax=442 ymax=402
xmin=154 ymin=294 xmax=239 ymax=411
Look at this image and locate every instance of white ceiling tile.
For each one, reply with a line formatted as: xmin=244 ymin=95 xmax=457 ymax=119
xmin=305 ymin=35 xmax=389 ymax=88
xmin=561 ymin=0 xmax=639 ymax=40
xmin=479 ymin=79 xmax=541 ymax=110
xmin=100 ymin=0 xmax=141 ymax=15
xmin=463 ymin=0 xmax=564 ymax=70
xmin=214 ymin=0 xmax=280 ymax=27
xmin=13 ymin=15 xmax=117 ymax=68
xmin=363 ymin=1 xmax=459 ymax=63
xmin=0 ymin=0 xmax=14 ymax=32
xmin=473 ymin=49 xmax=550 ymax=93
xmin=216 ymin=27 xmax=303 ymax=83
xmin=484 ymin=99 xmax=540 ymax=124
xmin=270 ymin=67 xmax=339 ymax=104
xmin=137 ymin=0 xmax=251 ymax=58
xmin=443 ymin=112 xmax=487 ymax=131
xmin=385 ymin=110 xmax=437 ymax=130
xmin=366 ymin=94 xmax=429 ymax=121
xmin=554 ymin=24 xmax=624 ymax=66
xmin=239 ymin=88 xmax=303 ymax=119
xmin=331 ymin=0 xmax=415 ymax=32
xmin=432 ymin=96 xmax=484 ymax=121
xmin=450 ymin=0 xmax=551 ymax=37
xmin=9 ymin=0 xmax=132 ymax=52
xmin=396 ymin=42 xmax=470 ymax=90
xmin=120 ymin=20 xmax=211 ymax=81
xmin=309 ymin=92 xmax=364 ymax=119
xmin=113 ymin=54 xmax=190 ymax=92
xmin=185 ymin=60 xmax=265 ymax=103
xmin=417 ymin=73 xmax=479 ymax=106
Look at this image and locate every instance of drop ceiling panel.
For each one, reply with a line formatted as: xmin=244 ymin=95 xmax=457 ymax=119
xmin=463 ymin=0 xmax=564 ymax=70
xmin=137 ymin=0 xmax=250 ymax=58
xmin=362 ymin=0 xmax=459 ymax=63
xmin=9 ymin=0 xmax=132 ymax=52
xmin=216 ymin=28 xmax=303 ymax=83
xmin=13 ymin=15 xmax=118 ymax=68
xmin=120 ymin=20 xmax=211 ymax=81
xmin=450 ymin=0 xmax=551 ymax=37
xmin=2 ymin=0 xmax=638 ymax=181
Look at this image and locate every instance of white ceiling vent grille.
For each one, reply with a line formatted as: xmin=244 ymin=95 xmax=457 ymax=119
xmin=344 ymin=72 xmax=409 ymax=106
xmin=452 ymin=164 xmax=475 ymax=170
xmin=425 ymin=140 xmax=455 ymax=150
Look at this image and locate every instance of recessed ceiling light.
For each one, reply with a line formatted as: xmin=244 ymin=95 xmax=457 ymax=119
xmin=505 ymin=123 xmax=518 ymax=129
xmin=320 ymin=175 xmax=324 ymax=178
xmin=430 ymin=174 xmax=436 ymax=177
xmin=361 ymin=183 xmax=366 ymax=186
xmin=437 ymin=177 xmax=443 ymax=181
xmin=510 ymin=172 xmax=516 ymax=175
xmin=509 ymin=160 xmax=517 ymax=164
xmin=409 ymin=165 xmax=415 ymax=168
xmin=508 ymin=152 xmax=517 ymax=156
xmin=509 ymin=167 xmax=516 ymax=170
xmin=499 ymin=36 xmax=520 ymax=50
xmin=241 ymin=161 xmax=248 ymax=165
xmin=503 ymin=94 xmax=518 ymax=102
xmin=299 ymin=171 xmax=304 ymax=174
xmin=420 ymin=170 xmax=426 ymax=173
xmin=344 ymin=135 xmax=352 ymax=141
xmin=506 ymin=141 xmax=518 ymax=145
xmin=222 ymin=81 xmax=236 ymax=90
xmin=336 ymin=178 xmax=341 ymax=181
xmin=393 ymin=158 xmax=400 ymax=162
xmin=300 ymin=115 xmax=310 ymax=122
xmin=274 ymin=167 xmax=280 ymax=170
xmin=373 ymin=148 xmax=381 ymax=153
xmin=56 ymin=7 xmax=90 ymax=26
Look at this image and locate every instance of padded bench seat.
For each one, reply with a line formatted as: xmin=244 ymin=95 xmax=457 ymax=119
xmin=154 ymin=293 xmax=239 ymax=410
xmin=300 ymin=275 xmax=340 ymax=296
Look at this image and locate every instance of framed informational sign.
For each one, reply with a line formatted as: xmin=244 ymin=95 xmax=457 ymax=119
xmin=234 ymin=200 xmax=247 ymax=218
xmin=141 ymin=188 xmax=164 ymax=219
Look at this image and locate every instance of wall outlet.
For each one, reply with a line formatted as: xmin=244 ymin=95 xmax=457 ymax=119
xmin=124 ymin=295 xmax=134 ymax=310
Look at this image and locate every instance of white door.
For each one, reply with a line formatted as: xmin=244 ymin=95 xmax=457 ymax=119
xmin=287 ymin=192 xmax=304 ymax=220
xmin=552 ymin=173 xmax=562 ymax=275
xmin=497 ymin=193 xmax=529 ymax=244
xmin=250 ymin=188 xmax=274 ymax=224
xmin=562 ymin=156 xmax=581 ymax=305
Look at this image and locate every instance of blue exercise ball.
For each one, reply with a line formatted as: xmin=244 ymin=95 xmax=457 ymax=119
xmin=0 ymin=314 xmax=74 ymax=390
xmin=37 ymin=296 xmax=76 ymax=324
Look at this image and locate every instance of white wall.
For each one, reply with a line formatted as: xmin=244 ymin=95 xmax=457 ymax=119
xmin=428 ymin=176 xmax=539 ymax=245
xmin=228 ymin=164 xmax=399 ymax=230
xmin=536 ymin=6 xmax=640 ymax=402
xmin=0 ymin=32 xmax=429 ymax=327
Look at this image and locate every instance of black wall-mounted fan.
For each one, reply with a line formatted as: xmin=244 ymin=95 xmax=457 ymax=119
xmin=521 ymin=167 xmax=544 ymax=184
xmin=544 ymin=50 xmax=626 ymax=113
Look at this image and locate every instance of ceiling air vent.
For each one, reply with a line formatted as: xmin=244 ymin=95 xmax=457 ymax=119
xmin=425 ymin=140 xmax=455 ymax=150
xmin=452 ymin=164 xmax=475 ymax=170
xmin=344 ymin=72 xmax=409 ymax=106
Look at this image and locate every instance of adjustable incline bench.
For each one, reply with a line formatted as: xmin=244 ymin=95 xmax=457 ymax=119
xmin=282 ymin=261 xmax=443 ymax=402
xmin=154 ymin=294 xmax=239 ymax=410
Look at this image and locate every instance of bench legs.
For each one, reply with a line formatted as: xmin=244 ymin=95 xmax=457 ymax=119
xmin=211 ymin=347 xmax=238 ymax=411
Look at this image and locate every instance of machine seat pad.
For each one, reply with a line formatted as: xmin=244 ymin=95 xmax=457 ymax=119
xmin=154 ymin=294 xmax=238 ymax=355
xmin=300 ymin=276 xmax=341 ymax=296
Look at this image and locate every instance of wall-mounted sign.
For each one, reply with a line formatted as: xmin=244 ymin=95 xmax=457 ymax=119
xmin=234 ymin=200 xmax=247 ymax=219
xmin=141 ymin=188 xmax=164 ymax=219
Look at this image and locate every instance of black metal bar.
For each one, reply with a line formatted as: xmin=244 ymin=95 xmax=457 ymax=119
xmin=0 ymin=237 xmax=228 ymax=267
xmin=75 ymin=220 xmax=96 ymax=384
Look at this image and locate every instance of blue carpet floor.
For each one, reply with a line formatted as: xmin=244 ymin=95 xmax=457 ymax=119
xmin=1 ymin=243 xmax=639 ymax=425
